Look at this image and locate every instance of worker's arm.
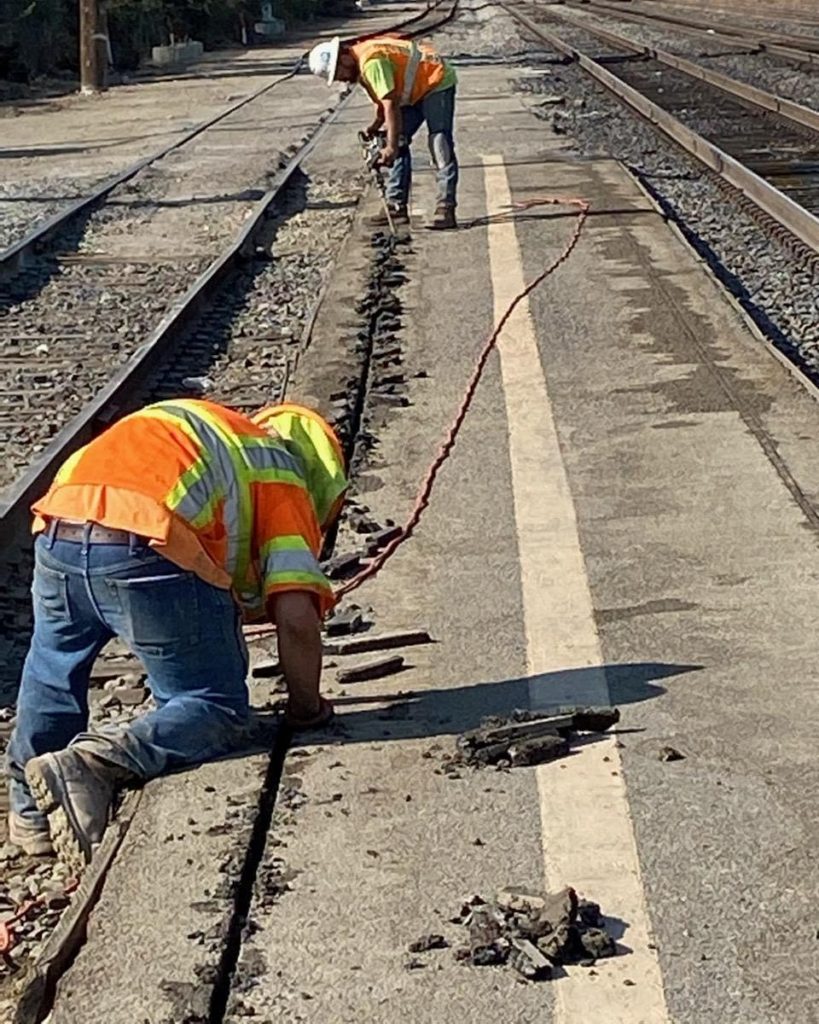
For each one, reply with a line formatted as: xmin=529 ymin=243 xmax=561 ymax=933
xmin=272 ymin=591 xmax=323 ymax=721
xmin=365 ymin=102 xmax=384 ymax=138
xmin=378 ymin=93 xmax=402 ymax=166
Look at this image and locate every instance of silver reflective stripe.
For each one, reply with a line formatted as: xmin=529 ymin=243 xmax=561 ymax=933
xmin=401 ymin=41 xmax=422 ymax=106
xmin=265 ymin=548 xmax=324 ymax=577
xmin=157 ymin=401 xmax=243 ymax=574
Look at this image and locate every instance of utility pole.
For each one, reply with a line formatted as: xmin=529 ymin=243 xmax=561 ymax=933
xmin=79 ymin=0 xmax=105 ymax=94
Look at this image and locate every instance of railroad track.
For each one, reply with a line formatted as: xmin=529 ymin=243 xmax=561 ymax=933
xmin=505 ymin=2 xmax=819 ymax=254
xmin=564 ymin=0 xmax=819 ymax=68
xmin=0 ymin=0 xmax=458 ymax=536
xmin=0 ymin=0 xmax=459 ymax=1013
xmin=0 ymin=0 xmax=460 ymax=685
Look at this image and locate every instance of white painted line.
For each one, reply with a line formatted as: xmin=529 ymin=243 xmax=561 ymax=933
xmin=483 ymin=155 xmax=671 ymax=1023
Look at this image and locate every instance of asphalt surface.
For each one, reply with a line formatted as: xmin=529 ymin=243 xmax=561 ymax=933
xmin=8 ymin=3 xmax=819 ymax=1022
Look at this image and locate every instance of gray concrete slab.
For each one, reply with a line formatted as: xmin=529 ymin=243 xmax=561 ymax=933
xmin=231 ymin=54 xmax=819 ymax=1024
xmin=512 ymin=155 xmax=819 ymax=1022
xmin=41 ymin=22 xmax=819 ymax=1024
xmin=225 ymin=74 xmax=554 ymax=1023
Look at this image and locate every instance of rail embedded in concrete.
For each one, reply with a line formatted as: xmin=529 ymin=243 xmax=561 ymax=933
xmin=503 ymin=4 xmax=819 ymax=255
xmin=569 ymin=0 xmax=819 ymax=67
xmin=0 ymin=0 xmax=463 ymax=541
xmin=0 ymin=95 xmax=354 ymax=535
xmin=544 ymin=4 xmax=819 ymax=135
xmin=0 ymin=69 xmax=306 ymax=276
xmin=0 ymin=0 xmax=457 ymax=278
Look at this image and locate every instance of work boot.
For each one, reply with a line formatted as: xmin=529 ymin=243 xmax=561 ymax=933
xmin=7 ymin=811 xmax=53 ymax=857
xmin=25 ymin=749 xmax=122 ymax=873
xmin=366 ymin=203 xmax=409 ymax=228
xmin=430 ymin=203 xmax=457 ymax=230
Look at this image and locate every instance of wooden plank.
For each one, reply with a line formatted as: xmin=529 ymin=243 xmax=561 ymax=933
xmin=14 ymin=790 xmax=141 ymax=1024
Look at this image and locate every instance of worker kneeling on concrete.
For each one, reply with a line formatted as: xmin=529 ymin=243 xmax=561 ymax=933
xmin=6 ymin=399 xmax=347 ymax=870
xmin=308 ymin=34 xmax=458 ymax=229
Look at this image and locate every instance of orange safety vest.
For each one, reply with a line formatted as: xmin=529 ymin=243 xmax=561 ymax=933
xmin=350 ymin=36 xmax=448 ymax=106
xmin=32 ymin=400 xmax=347 ymax=618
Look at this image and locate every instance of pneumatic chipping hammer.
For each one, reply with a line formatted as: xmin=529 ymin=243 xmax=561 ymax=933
xmin=358 ymin=130 xmax=398 ymax=236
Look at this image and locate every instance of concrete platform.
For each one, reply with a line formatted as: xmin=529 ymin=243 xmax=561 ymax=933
xmin=44 ymin=37 xmax=819 ymax=1024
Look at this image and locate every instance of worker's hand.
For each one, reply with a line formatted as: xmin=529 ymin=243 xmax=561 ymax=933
xmin=271 ymin=591 xmax=323 ymax=723
xmin=378 ymin=144 xmax=398 ymax=167
xmin=363 ymin=120 xmax=382 ymax=140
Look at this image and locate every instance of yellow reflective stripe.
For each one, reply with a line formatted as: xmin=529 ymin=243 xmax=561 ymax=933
xmin=259 ymin=534 xmax=310 ymax=559
xmin=265 ymin=570 xmax=332 ymax=590
xmin=249 ymin=466 xmax=306 ymax=488
xmin=188 ymin=488 xmax=224 ymax=529
xmin=55 ymin=445 xmax=88 ymax=485
xmin=137 ymin=407 xmax=213 ymax=513
xmin=165 ymin=453 xmax=215 ymax=513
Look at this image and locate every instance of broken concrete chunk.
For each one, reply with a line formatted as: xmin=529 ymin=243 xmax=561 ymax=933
xmin=509 ymin=706 xmax=620 ymax=732
xmin=325 ymin=606 xmax=365 ymax=637
xmin=445 ymin=886 xmax=615 ymax=980
xmin=323 ymin=629 xmax=433 ymax=657
xmin=453 ymin=707 xmax=619 ymax=769
xmin=323 ymin=553 xmax=361 ymax=580
xmin=496 ymin=886 xmax=551 ymax=916
xmin=577 ymin=898 xmax=603 ymax=929
xmin=509 ymin=938 xmax=553 ymax=981
xmin=337 ymin=655 xmax=405 ymax=685
xmin=658 ymin=745 xmax=685 ymax=762
xmin=468 ymin=906 xmax=506 ymax=966
xmin=567 ymin=706 xmax=621 ymax=733
xmin=459 ymin=714 xmax=573 ymax=751
xmin=580 ymin=927 xmax=616 ymax=960
xmin=536 ymin=923 xmax=579 ymax=965
xmin=113 ymin=684 xmax=148 ymax=705
xmin=251 ymin=658 xmax=281 ymax=678
xmin=408 ymin=933 xmax=449 ymax=953
xmin=364 ymin=525 xmax=402 ymax=556
xmin=513 ymin=887 xmax=577 ymax=941
xmin=508 ymin=734 xmax=569 ymax=767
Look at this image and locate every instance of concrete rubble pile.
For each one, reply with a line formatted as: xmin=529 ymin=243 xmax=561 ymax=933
xmin=453 ymin=706 xmax=621 ymax=769
xmin=409 ymin=886 xmax=617 ymax=981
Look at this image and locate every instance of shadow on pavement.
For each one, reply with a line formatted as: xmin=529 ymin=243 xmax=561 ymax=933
xmin=287 ymin=660 xmax=702 ymax=747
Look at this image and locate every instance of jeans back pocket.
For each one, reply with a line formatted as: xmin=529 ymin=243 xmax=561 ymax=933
xmin=32 ymin=563 xmax=70 ymax=623
xmin=109 ymin=571 xmax=200 ymax=657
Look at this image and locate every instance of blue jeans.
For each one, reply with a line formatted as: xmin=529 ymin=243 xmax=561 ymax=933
xmin=7 ymin=530 xmax=250 ymax=826
xmin=386 ymin=85 xmax=458 ymax=209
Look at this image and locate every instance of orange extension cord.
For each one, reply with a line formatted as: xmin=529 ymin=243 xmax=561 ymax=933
xmin=244 ymin=193 xmax=589 ymax=642
xmin=334 ymin=194 xmax=590 ymax=600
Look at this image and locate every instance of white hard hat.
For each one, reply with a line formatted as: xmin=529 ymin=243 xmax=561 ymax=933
xmin=307 ymin=37 xmax=341 ymax=85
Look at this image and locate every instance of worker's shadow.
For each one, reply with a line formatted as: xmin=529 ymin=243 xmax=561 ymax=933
xmin=280 ymin=660 xmax=701 ymax=749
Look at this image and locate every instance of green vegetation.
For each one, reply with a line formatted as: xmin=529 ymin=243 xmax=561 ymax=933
xmin=0 ymin=0 xmax=347 ymax=82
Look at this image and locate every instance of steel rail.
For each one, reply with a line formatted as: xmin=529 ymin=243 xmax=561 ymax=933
xmin=0 ymin=0 xmax=458 ymax=278
xmin=501 ymin=3 xmax=819 ymax=254
xmin=566 ymin=0 xmax=819 ymax=67
xmin=0 ymin=95 xmax=353 ymax=536
xmin=0 ymin=0 xmax=465 ymax=539
xmin=538 ymin=4 xmax=819 ymax=135
xmin=0 ymin=69 xmax=305 ymax=276
xmin=638 ymin=0 xmax=819 ymax=29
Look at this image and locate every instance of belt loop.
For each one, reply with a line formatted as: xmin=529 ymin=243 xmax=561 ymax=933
xmin=45 ymin=518 xmax=58 ymax=548
xmin=81 ymin=521 xmax=92 ymax=556
xmin=128 ymin=532 xmax=139 ymax=556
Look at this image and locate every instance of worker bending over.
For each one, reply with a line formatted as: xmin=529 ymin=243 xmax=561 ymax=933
xmin=309 ymin=34 xmax=458 ymax=229
xmin=6 ymin=399 xmax=347 ymax=870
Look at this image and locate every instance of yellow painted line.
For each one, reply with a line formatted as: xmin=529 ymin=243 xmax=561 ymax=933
xmin=483 ymin=154 xmax=671 ymax=1023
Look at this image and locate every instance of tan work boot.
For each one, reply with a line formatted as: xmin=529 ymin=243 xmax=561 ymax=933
xmin=430 ymin=204 xmax=457 ymax=230
xmin=365 ymin=203 xmax=409 ymax=228
xmin=7 ymin=811 xmax=53 ymax=857
xmin=25 ymin=749 xmax=121 ymax=873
